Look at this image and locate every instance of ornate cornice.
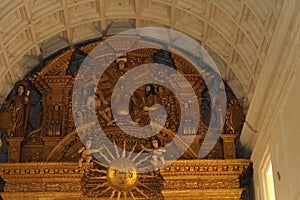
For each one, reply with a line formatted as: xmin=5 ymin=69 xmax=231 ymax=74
xmin=0 ymin=159 xmax=251 ymax=199
xmin=161 ymin=159 xmax=250 ymax=176
xmin=0 ymin=162 xmax=87 ymax=179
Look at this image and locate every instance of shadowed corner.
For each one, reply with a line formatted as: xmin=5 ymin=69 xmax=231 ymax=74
xmin=0 ymin=131 xmax=8 ymax=163
xmin=0 ymin=176 xmax=5 ymax=195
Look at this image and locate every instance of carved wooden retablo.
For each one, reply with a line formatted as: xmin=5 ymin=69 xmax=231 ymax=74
xmin=0 ymin=35 xmax=251 ymax=200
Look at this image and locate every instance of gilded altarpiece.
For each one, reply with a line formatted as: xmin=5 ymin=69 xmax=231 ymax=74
xmin=0 ymin=36 xmax=251 ymax=200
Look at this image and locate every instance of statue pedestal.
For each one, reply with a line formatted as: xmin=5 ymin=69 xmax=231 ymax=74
xmin=6 ymin=137 xmax=24 ymax=163
xmin=221 ymin=134 xmax=238 ymax=159
xmin=41 ymin=137 xmax=63 ymax=160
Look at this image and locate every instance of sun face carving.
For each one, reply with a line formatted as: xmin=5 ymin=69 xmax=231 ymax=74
xmin=83 ymin=140 xmax=160 ymax=199
xmin=107 ymin=158 xmax=137 ymax=192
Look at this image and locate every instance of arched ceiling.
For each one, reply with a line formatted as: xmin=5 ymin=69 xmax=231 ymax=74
xmin=0 ymin=0 xmax=284 ymax=113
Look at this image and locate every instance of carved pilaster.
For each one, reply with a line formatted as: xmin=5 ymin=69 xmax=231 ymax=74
xmin=6 ymin=137 xmax=24 ymax=163
xmin=221 ymin=134 xmax=238 ymax=159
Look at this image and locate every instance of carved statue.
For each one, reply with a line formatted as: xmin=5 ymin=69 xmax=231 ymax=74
xmin=111 ymin=77 xmax=132 ymax=123
xmin=142 ymin=138 xmax=166 ymax=171
xmin=182 ymin=101 xmax=197 ymax=134
xmin=156 ymin=86 xmax=168 ymax=105
xmin=78 ymin=140 xmax=103 ymax=168
xmin=94 ymin=89 xmax=115 ymax=126
xmin=144 ymin=84 xmax=161 ymax=109
xmin=210 ymin=81 xmax=226 ymax=129
xmin=3 ymin=81 xmax=31 ymax=137
xmin=116 ymin=57 xmax=128 ymax=75
xmin=134 ymin=84 xmax=161 ymax=124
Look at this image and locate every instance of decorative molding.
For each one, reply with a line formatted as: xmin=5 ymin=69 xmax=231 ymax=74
xmin=0 ymin=159 xmax=251 ymax=199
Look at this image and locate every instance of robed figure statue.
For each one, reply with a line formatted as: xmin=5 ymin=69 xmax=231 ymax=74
xmin=3 ymin=81 xmax=31 ymax=137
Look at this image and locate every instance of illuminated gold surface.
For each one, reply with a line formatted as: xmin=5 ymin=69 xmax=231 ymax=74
xmin=0 ymin=159 xmax=251 ymax=199
xmin=0 ymin=37 xmax=251 ymax=199
xmin=107 ymin=158 xmax=138 ymax=192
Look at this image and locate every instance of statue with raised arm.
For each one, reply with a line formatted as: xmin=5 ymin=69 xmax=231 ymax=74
xmin=78 ymin=140 xmax=103 ymax=168
xmin=3 ymin=81 xmax=31 ymax=137
xmin=133 ymin=84 xmax=161 ymax=125
xmin=141 ymin=138 xmax=166 ymax=171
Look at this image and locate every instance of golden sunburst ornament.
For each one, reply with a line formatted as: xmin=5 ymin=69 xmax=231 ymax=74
xmin=84 ymin=140 xmax=157 ymax=199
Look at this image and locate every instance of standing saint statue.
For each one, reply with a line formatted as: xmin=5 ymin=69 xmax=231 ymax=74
xmin=3 ymin=81 xmax=31 ymax=137
xmin=133 ymin=84 xmax=161 ymax=125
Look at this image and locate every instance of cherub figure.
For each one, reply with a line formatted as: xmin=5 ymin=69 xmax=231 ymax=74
xmin=116 ymin=57 xmax=128 ymax=75
xmin=78 ymin=140 xmax=102 ymax=168
xmin=141 ymin=138 xmax=166 ymax=170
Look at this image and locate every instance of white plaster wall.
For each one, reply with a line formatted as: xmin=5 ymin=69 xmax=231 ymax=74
xmin=271 ymin=65 xmax=300 ymax=199
xmin=249 ymin=0 xmax=300 ymax=199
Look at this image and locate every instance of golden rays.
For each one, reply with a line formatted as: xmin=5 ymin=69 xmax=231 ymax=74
xmin=89 ymin=140 xmax=154 ymax=200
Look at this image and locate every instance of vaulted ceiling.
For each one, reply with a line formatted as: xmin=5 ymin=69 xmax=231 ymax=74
xmin=0 ymin=0 xmax=284 ymax=113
